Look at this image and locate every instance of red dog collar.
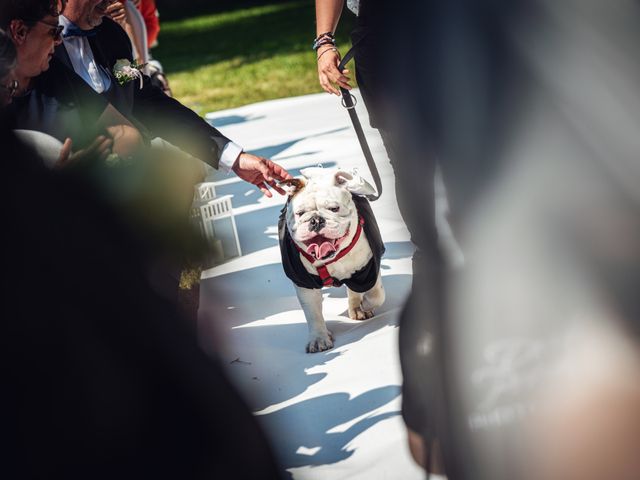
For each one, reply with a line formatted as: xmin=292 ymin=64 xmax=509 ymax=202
xmin=294 ymin=216 xmax=365 ymax=287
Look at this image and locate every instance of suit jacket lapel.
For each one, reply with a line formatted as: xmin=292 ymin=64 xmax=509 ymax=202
xmin=55 ymin=38 xmax=112 ymax=86
xmin=88 ymin=34 xmax=136 ymax=102
xmin=88 ymin=35 xmax=109 ymax=70
xmin=54 ymin=43 xmax=73 ymax=70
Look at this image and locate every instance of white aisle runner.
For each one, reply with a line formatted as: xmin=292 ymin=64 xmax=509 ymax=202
xmin=198 ymin=91 xmax=425 ymax=480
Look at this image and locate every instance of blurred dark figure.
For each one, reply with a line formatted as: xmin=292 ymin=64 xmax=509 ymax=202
xmin=0 ymin=27 xmax=17 ymax=107
xmin=381 ymin=0 xmax=640 ymax=479
xmin=314 ymin=1 xmax=444 ymax=471
xmin=0 ymin=117 xmax=281 ymax=479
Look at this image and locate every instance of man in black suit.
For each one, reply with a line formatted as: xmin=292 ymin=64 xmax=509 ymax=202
xmin=49 ymin=0 xmax=290 ymax=196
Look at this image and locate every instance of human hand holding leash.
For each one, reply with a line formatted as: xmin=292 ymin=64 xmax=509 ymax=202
xmin=317 ymin=45 xmax=351 ymax=96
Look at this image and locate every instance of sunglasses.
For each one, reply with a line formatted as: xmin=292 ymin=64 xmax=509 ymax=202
xmin=34 ymin=20 xmax=64 ymax=41
xmin=0 ymin=79 xmax=19 ymax=97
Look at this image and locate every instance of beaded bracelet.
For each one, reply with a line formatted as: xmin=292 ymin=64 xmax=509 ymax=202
xmin=314 ymin=31 xmax=335 ymax=41
xmin=312 ymin=32 xmax=336 ymax=51
xmin=313 ymin=38 xmax=336 ymax=51
xmin=317 ymin=46 xmax=339 ymax=62
xmin=313 ymin=40 xmax=336 ymax=51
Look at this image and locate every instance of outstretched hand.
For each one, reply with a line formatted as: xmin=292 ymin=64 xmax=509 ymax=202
xmin=55 ymin=135 xmax=114 ymax=169
xmin=232 ymin=153 xmax=292 ymax=197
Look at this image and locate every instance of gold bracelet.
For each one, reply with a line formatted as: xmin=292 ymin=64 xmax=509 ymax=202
xmin=317 ymin=47 xmax=339 ymax=62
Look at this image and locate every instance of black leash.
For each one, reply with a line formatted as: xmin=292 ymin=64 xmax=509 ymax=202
xmin=337 ymin=46 xmax=382 ymax=202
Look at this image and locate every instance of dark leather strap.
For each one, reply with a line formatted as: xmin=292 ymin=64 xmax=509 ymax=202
xmin=337 ymin=42 xmax=382 ymax=201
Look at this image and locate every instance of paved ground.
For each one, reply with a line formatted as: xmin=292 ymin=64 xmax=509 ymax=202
xmin=198 ymin=91 xmax=429 ymax=479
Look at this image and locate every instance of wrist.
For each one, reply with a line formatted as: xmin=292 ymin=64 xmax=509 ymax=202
xmin=312 ymin=31 xmax=336 ymax=51
xmin=220 ymin=142 xmax=244 ymax=173
xmin=317 ymin=46 xmax=339 ymax=62
xmin=316 ymin=43 xmax=336 ymax=54
xmin=231 ymin=153 xmax=242 ymax=171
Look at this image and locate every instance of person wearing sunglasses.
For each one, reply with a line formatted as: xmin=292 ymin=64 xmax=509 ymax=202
xmin=0 ymin=1 xmax=66 ymax=98
xmin=0 ymin=0 xmax=118 ymax=163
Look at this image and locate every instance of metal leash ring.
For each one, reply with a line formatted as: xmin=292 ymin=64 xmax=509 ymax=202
xmin=341 ymin=91 xmax=358 ymax=110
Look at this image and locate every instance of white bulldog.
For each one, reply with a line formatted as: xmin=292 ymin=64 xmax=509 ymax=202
xmin=278 ymin=167 xmax=385 ymax=353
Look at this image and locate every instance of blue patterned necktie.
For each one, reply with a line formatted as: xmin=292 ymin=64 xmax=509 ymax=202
xmin=63 ymin=26 xmax=97 ymax=38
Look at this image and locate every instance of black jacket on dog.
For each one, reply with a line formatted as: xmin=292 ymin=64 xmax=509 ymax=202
xmin=278 ymin=196 xmax=385 ymax=292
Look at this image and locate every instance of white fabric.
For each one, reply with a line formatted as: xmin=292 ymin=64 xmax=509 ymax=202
xmin=124 ymin=0 xmax=149 ymax=64
xmin=347 ymin=0 xmax=360 ymax=15
xmin=14 ymin=129 xmax=63 ymax=168
xmin=219 ymin=141 xmax=242 ymax=172
xmin=59 ymin=15 xmax=112 ymax=93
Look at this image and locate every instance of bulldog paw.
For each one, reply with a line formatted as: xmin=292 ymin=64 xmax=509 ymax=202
xmin=306 ymin=331 xmax=334 ymax=353
xmin=349 ymin=306 xmax=375 ymax=320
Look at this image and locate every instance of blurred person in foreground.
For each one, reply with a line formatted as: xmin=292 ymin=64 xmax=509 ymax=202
xmin=0 ymin=111 xmax=281 ymax=478
xmin=314 ymin=0 xmax=446 ymax=473
xmin=381 ymin=0 xmax=640 ymax=479
xmin=1 ymin=20 xmax=279 ymax=467
xmin=0 ymin=2 xmax=176 ymax=332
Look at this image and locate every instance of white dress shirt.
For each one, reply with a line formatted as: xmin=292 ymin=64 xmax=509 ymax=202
xmin=60 ymin=15 xmax=111 ymax=94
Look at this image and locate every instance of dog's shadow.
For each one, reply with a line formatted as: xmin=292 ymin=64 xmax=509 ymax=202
xmin=199 ymin=259 xmax=411 ymax=413
xmin=255 ymin=385 xmax=402 ymax=475
xmin=199 ymin=234 xmax=413 ymax=469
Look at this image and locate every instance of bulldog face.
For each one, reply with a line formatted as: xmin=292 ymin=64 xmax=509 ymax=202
xmin=282 ymin=168 xmax=375 ymax=261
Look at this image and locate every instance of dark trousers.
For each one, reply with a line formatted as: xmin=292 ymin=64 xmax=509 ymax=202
xmin=351 ymin=18 xmax=446 ymax=448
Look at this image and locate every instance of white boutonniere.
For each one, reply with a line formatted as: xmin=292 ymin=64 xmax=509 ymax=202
xmin=112 ymin=59 xmax=146 ymax=89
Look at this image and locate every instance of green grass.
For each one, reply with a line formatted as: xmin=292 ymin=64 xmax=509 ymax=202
xmin=154 ymin=1 xmax=355 ymax=114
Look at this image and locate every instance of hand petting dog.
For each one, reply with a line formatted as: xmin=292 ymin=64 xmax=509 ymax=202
xmin=232 ymin=153 xmax=292 ymax=197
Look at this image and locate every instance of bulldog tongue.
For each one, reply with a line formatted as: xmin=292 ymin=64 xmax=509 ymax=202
xmin=307 ymin=240 xmax=336 ymax=259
